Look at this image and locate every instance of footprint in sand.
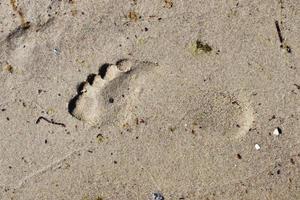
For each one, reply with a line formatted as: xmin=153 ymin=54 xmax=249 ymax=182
xmin=68 ymin=59 xmax=133 ymax=124
xmin=69 ymin=59 xmax=254 ymax=139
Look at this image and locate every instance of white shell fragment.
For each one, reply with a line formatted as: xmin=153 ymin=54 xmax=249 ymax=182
xmin=273 ymin=127 xmax=282 ymax=136
xmin=255 ymin=144 xmax=261 ymax=150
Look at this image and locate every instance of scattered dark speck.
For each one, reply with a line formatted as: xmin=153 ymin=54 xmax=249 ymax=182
xmin=277 ymin=169 xmax=281 ymax=175
xmin=286 ymin=46 xmax=292 ymax=53
xmin=38 ymin=89 xmax=45 ymax=94
xmin=45 ymin=139 xmax=48 ymax=144
xmin=294 ymin=84 xmax=300 ymax=90
xmin=113 ymin=161 xmax=117 ymax=164
xmin=232 ymin=101 xmax=239 ymax=105
xmin=1 ymin=109 xmax=6 ymax=111
xmin=169 ymin=127 xmax=176 ymax=132
xmin=290 ymin=158 xmax=295 ymax=165
xmin=269 ymin=115 xmax=276 ymax=121
xmin=237 ymin=154 xmax=242 ymax=159
xmin=6 ymin=117 xmax=10 ymax=121
xmin=145 ymin=27 xmax=148 ymax=31
xmin=109 ymin=97 xmax=114 ymax=103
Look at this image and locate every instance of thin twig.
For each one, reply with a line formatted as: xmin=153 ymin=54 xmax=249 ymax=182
xmin=36 ymin=116 xmax=66 ymax=127
xmin=275 ymin=20 xmax=284 ymax=44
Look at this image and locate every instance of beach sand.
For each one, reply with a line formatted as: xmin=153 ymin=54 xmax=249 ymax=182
xmin=0 ymin=0 xmax=300 ymax=199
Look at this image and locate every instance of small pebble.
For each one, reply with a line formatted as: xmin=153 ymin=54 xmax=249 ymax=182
xmin=255 ymin=144 xmax=261 ymax=150
xmin=273 ymin=127 xmax=282 ymax=136
xmin=153 ymin=192 xmax=164 ymax=200
xmin=53 ymin=48 xmax=60 ymax=55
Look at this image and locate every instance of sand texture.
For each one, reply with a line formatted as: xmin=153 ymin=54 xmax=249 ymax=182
xmin=0 ymin=0 xmax=300 ymax=199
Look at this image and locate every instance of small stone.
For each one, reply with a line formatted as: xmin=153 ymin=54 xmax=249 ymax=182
xmin=273 ymin=127 xmax=282 ymax=136
xmin=153 ymin=192 xmax=164 ymax=200
xmin=53 ymin=48 xmax=60 ymax=55
xmin=3 ymin=64 xmax=13 ymax=73
xmin=255 ymin=144 xmax=261 ymax=150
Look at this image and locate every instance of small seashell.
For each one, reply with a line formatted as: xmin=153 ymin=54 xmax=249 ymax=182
xmin=255 ymin=144 xmax=261 ymax=150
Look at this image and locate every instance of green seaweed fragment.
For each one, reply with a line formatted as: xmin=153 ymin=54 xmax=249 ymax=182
xmin=190 ymin=40 xmax=213 ymax=55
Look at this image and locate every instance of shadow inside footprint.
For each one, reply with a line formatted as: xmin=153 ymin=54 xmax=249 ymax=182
xmin=98 ymin=63 xmax=110 ymax=78
xmin=68 ymin=74 xmax=97 ymax=115
xmin=86 ymin=74 xmax=97 ymax=84
xmin=68 ymin=95 xmax=79 ymax=115
xmin=68 ymin=61 xmax=130 ymax=119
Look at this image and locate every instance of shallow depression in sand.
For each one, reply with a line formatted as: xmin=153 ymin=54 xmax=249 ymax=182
xmin=69 ymin=59 xmax=254 ymax=140
xmin=177 ymin=91 xmax=254 ymax=139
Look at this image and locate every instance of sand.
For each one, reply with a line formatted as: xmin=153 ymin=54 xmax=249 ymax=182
xmin=0 ymin=0 xmax=300 ymax=199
